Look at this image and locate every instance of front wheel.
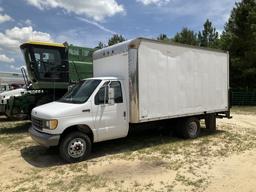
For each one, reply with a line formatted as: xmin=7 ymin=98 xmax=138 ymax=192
xmin=59 ymin=132 xmax=92 ymax=163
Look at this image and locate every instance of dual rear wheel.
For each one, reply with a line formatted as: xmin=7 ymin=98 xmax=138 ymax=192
xmin=176 ymin=117 xmax=201 ymax=139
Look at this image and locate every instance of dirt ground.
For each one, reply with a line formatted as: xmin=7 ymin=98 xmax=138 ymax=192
xmin=0 ymin=107 xmax=255 ymax=192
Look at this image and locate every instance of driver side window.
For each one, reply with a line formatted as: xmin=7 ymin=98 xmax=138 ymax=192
xmin=110 ymin=81 xmax=123 ymax=103
xmin=94 ymin=81 xmax=123 ymax=105
xmin=95 ymin=82 xmax=109 ymax=105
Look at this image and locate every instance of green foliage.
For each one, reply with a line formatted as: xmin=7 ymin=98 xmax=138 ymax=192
xmin=198 ymin=19 xmax=219 ymax=48
xmin=157 ymin=34 xmax=170 ymax=42
xmin=108 ymin=34 xmax=126 ymax=46
xmin=221 ymin=0 xmax=256 ymax=89
xmin=171 ymin=20 xmax=219 ymax=48
xmin=173 ymin=28 xmax=198 ymax=45
xmin=95 ymin=41 xmax=105 ymax=49
xmin=94 ymin=35 xmax=125 ymax=49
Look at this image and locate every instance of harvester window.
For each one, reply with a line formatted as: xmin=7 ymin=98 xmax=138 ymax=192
xmin=31 ymin=47 xmax=67 ymax=81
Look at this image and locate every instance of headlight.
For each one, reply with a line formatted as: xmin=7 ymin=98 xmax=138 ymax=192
xmin=45 ymin=119 xmax=58 ymax=129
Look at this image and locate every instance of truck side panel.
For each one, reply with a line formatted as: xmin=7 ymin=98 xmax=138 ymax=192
xmin=138 ymin=41 xmax=228 ymax=122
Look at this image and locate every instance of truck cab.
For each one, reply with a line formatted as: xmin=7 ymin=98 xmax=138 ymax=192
xmin=29 ymin=77 xmax=128 ymax=162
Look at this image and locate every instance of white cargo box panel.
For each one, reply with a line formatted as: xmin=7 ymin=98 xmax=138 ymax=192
xmin=138 ymin=40 xmax=228 ymax=121
xmin=93 ymin=38 xmax=229 ymax=123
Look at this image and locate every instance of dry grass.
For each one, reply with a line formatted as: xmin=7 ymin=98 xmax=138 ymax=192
xmin=231 ymin=106 xmax=256 ymax=115
xmin=0 ymin=107 xmax=255 ymax=192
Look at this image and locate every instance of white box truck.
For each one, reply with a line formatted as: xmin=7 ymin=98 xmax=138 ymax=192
xmin=29 ymin=38 xmax=230 ymax=162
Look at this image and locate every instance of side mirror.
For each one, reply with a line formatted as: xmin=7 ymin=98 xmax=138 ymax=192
xmin=108 ymin=87 xmax=115 ymax=105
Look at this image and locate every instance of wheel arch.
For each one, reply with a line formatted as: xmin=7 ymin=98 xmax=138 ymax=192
xmin=60 ymin=124 xmax=94 ymax=143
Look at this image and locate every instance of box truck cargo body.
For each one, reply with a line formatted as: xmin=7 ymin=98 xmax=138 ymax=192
xmin=29 ymin=38 xmax=230 ymax=162
xmin=93 ymin=38 xmax=229 ymax=123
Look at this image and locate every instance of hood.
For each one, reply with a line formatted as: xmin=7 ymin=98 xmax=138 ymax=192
xmin=0 ymin=88 xmax=27 ymax=99
xmin=31 ymin=101 xmax=90 ymax=119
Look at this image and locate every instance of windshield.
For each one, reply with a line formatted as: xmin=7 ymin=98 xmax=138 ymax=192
xmin=33 ymin=47 xmax=68 ymax=81
xmin=59 ymin=79 xmax=101 ymax=103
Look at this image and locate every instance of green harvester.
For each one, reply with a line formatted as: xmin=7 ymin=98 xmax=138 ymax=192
xmin=5 ymin=41 xmax=93 ymax=119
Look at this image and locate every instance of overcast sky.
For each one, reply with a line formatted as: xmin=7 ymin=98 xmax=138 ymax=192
xmin=0 ymin=0 xmax=238 ymax=72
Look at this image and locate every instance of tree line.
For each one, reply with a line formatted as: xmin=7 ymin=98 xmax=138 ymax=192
xmin=97 ymin=0 xmax=256 ymax=90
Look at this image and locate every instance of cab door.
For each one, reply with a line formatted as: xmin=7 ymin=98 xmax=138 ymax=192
xmin=93 ymin=80 xmax=128 ymax=142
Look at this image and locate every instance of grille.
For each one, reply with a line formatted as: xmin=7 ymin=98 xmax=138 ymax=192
xmin=32 ymin=116 xmax=43 ymax=130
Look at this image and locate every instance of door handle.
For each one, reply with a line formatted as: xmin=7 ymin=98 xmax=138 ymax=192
xmin=82 ymin=109 xmax=90 ymax=112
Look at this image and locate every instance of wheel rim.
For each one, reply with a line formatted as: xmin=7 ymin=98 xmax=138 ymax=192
xmin=67 ymin=138 xmax=86 ymax=158
xmin=187 ymin=122 xmax=198 ymax=137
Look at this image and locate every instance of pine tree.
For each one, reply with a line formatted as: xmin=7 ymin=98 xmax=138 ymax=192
xmin=108 ymin=34 xmax=126 ymax=46
xmin=198 ymin=19 xmax=219 ymax=48
xmin=157 ymin=34 xmax=169 ymax=42
xmin=221 ymin=0 xmax=256 ymax=89
xmin=95 ymin=41 xmax=105 ymax=49
xmin=173 ymin=28 xmax=198 ymax=46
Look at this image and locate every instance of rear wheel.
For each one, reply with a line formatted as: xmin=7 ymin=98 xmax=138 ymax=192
xmin=180 ymin=117 xmax=200 ymax=139
xmin=59 ymin=132 xmax=92 ymax=163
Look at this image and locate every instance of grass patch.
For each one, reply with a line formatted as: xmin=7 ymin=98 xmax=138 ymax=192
xmin=0 ymin=120 xmax=31 ymax=149
xmin=1 ymin=107 xmax=256 ymax=192
xmin=231 ymin=106 xmax=256 ymax=115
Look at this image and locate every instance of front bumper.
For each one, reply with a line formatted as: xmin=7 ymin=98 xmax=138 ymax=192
xmin=29 ymin=126 xmax=60 ymax=147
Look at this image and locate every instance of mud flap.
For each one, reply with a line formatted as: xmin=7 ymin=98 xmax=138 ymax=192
xmin=205 ymin=114 xmax=216 ymax=131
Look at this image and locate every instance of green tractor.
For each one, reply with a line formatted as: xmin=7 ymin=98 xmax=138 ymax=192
xmin=4 ymin=41 xmax=93 ymax=119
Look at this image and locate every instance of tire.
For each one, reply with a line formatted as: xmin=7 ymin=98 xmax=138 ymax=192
xmin=59 ymin=132 xmax=92 ymax=163
xmin=180 ymin=117 xmax=200 ymax=139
